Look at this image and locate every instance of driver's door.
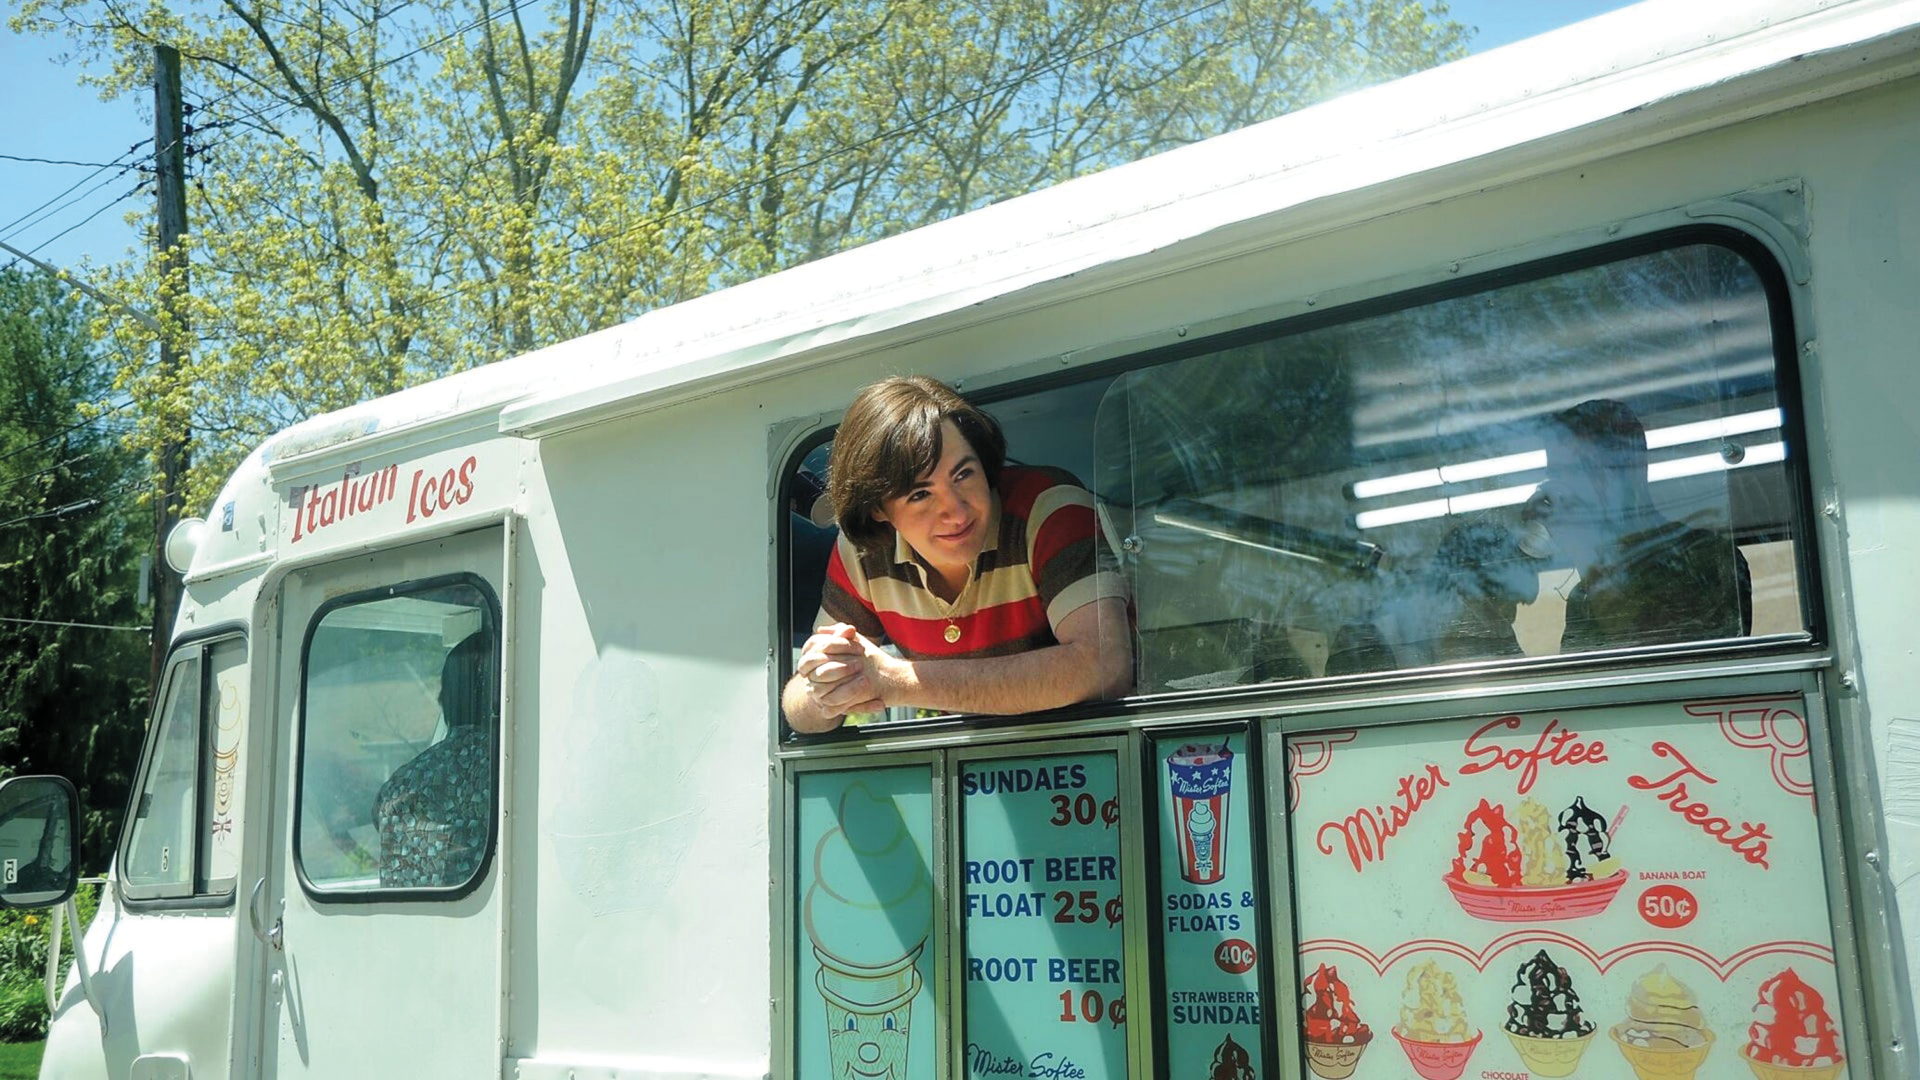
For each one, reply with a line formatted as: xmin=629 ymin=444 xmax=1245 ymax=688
xmin=257 ymin=526 xmax=506 ymax=1079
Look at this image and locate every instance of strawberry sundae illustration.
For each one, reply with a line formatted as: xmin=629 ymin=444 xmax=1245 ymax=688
xmin=1444 ymin=795 xmax=1627 ymax=920
xmin=1391 ymin=959 xmax=1482 ymax=1080
xmin=1503 ymin=949 xmax=1597 ymax=1077
xmin=1302 ymin=964 xmax=1372 ymax=1079
xmin=1742 ymin=969 xmax=1845 ymax=1080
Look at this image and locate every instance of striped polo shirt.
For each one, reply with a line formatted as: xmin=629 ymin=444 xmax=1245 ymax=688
xmin=818 ymin=466 xmax=1127 ymax=659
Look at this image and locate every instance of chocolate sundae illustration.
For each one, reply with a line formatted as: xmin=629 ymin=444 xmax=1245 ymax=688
xmin=1559 ymin=796 xmax=1619 ymax=881
xmin=1210 ymin=1033 xmax=1256 ymax=1080
xmin=1742 ymin=969 xmax=1845 ymax=1080
xmin=803 ymin=782 xmax=933 ymax=1080
xmin=1444 ymin=795 xmax=1627 ymax=921
xmin=1612 ymin=965 xmax=1716 ymax=1080
xmin=1503 ymin=949 xmax=1597 ymax=1077
xmin=1302 ymin=963 xmax=1372 ymax=1079
xmin=1391 ymin=959 xmax=1482 ymax=1080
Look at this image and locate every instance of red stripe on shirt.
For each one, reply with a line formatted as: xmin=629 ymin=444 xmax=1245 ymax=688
xmin=1030 ymin=503 xmax=1094 ymax=580
xmin=881 ymin=595 xmax=1050 ymax=656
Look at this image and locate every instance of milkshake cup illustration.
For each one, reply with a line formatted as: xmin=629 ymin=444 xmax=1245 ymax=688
xmin=804 ymin=782 xmax=934 ymax=1080
xmin=1167 ymin=742 xmax=1233 ymax=885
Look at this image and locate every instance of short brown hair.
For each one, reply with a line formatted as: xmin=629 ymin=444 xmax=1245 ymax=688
xmin=827 ymin=376 xmax=1006 ymax=556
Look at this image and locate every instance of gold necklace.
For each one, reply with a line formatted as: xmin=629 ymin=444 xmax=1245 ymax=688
xmin=937 ymin=569 xmax=976 ymax=644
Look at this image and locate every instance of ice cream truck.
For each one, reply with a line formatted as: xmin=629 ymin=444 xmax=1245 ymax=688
xmin=4 ymin=0 xmax=1920 ymax=1077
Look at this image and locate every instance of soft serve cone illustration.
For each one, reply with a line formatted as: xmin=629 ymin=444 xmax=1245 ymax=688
xmin=804 ymin=783 xmax=934 ymax=1080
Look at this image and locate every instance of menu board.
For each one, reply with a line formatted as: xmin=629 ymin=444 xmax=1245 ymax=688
xmin=1155 ymin=733 xmax=1266 ymax=1080
xmin=962 ymin=753 xmax=1128 ymax=1079
xmin=1288 ymin=695 xmax=1850 ymax=1080
xmin=796 ymin=767 xmax=937 ymax=1080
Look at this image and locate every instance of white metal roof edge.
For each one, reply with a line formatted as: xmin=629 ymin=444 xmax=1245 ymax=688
xmin=491 ymin=0 xmax=1920 ymax=440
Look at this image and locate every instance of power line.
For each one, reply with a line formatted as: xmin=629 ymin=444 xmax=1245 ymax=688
xmin=0 ymin=141 xmax=149 ymax=240
xmin=0 ymin=452 xmax=98 ymax=499
xmin=2 ymin=167 xmax=142 ymax=249
xmin=0 ymin=398 xmax=138 ymax=469
xmin=0 ymin=616 xmax=148 ymax=633
xmin=0 ymin=152 xmax=127 ymax=168
xmin=21 ymin=185 xmax=145 ymax=258
xmin=0 ymin=497 xmax=101 ymax=530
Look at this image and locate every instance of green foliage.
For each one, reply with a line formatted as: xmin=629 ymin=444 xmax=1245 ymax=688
xmin=11 ymin=0 xmax=1467 ymax=504
xmin=0 ymin=268 xmax=150 ymax=870
xmin=0 ymin=884 xmax=99 ymax=1043
xmin=0 ymin=1039 xmax=42 ymax=1080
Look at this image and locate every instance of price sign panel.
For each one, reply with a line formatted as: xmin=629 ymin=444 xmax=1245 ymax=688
xmin=961 ymin=753 xmax=1127 ymax=1079
xmin=795 ymin=767 xmax=937 ymax=1080
xmin=1154 ymin=732 xmax=1265 ymax=1080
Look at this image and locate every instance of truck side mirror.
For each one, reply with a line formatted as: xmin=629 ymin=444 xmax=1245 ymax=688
xmin=0 ymin=775 xmax=81 ymax=910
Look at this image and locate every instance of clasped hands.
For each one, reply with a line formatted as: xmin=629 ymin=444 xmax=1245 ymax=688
xmin=794 ymin=623 xmax=903 ymax=717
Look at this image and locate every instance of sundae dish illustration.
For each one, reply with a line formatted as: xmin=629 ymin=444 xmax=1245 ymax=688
xmin=1742 ymin=969 xmax=1845 ymax=1080
xmin=1611 ymin=965 xmax=1716 ymax=1080
xmin=803 ymin=782 xmax=934 ymax=1080
xmin=1210 ymin=1033 xmax=1257 ymax=1080
xmin=1503 ymin=949 xmax=1597 ymax=1078
xmin=1168 ymin=743 xmax=1233 ymax=885
xmin=1390 ymin=959 xmax=1482 ymax=1080
xmin=1444 ymin=795 xmax=1627 ymax=921
xmin=1301 ymin=964 xmax=1372 ymax=1079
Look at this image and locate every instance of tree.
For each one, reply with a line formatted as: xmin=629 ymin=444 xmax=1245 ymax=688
xmin=12 ymin=0 xmax=1466 ymax=504
xmin=0 ymin=265 xmax=151 ymax=871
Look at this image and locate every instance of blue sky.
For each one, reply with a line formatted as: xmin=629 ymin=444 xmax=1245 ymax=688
xmin=0 ymin=0 xmax=1636 ymax=275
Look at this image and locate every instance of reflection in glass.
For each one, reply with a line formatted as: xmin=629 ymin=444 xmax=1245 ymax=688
xmin=123 ymin=655 xmax=202 ymax=891
xmin=299 ymin=585 xmax=497 ymax=891
xmin=1095 ymin=243 xmax=1804 ymax=692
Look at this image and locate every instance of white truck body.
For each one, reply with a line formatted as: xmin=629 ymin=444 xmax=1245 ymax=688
xmin=16 ymin=1 xmax=1920 ymax=1077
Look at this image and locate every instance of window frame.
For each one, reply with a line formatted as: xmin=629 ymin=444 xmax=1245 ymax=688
xmin=116 ymin=624 xmax=249 ymax=909
xmin=292 ymin=571 xmax=503 ymax=904
xmin=773 ymin=224 xmax=1824 ymax=734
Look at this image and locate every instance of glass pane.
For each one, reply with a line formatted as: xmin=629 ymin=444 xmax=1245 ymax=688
xmin=123 ymin=655 xmax=202 ymax=893
xmin=1095 ymin=243 xmax=1803 ymax=692
xmin=794 ymin=767 xmax=936 ymax=1080
xmin=205 ymin=638 xmax=249 ymax=887
xmin=299 ymin=585 xmax=496 ymax=893
xmin=0 ymin=778 xmax=75 ymax=907
xmin=961 ymin=753 xmax=1128 ymax=1076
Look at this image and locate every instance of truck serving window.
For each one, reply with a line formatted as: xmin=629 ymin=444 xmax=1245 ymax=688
xmin=295 ymin=579 xmax=499 ymax=897
xmin=120 ymin=633 xmax=248 ymax=903
xmin=784 ymin=233 xmax=1812 ymax=711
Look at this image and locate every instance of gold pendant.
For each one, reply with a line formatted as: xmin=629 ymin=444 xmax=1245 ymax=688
xmin=944 ymin=623 xmax=962 ymax=644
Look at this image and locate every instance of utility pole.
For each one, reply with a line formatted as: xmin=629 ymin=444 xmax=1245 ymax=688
xmin=151 ymin=44 xmax=190 ymax=690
